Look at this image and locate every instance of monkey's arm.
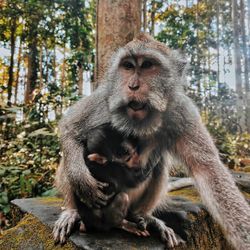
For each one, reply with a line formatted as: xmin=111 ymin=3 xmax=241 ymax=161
xmin=59 ymin=86 xmax=111 ymax=208
xmin=175 ymin=118 xmax=250 ymax=250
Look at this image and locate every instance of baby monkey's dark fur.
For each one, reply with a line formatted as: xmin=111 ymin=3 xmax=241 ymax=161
xmin=78 ymin=123 xmax=148 ymax=235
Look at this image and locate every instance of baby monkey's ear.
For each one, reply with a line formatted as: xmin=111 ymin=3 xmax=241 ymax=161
xmin=87 ymin=153 xmax=108 ymax=165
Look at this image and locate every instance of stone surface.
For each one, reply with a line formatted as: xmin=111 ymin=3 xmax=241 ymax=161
xmin=0 ymin=189 xmax=235 ymax=250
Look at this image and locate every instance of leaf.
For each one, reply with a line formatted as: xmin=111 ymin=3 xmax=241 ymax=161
xmin=42 ymin=188 xmax=58 ymax=197
xmin=28 ymin=128 xmax=55 ymax=137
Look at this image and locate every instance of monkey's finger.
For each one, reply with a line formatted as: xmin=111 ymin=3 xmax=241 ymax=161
xmin=59 ymin=226 xmax=67 ymax=244
xmin=96 ymin=181 xmax=109 ymax=189
xmin=141 ymin=230 xmax=150 ymax=237
xmin=79 ymin=221 xmax=86 ymax=233
xmin=95 ymin=191 xmax=115 ymax=207
xmin=66 ymin=219 xmax=74 ymax=235
xmin=53 ymin=227 xmax=60 ymax=244
xmin=169 ymin=232 xmax=178 ymax=248
xmin=165 ymin=228 xmax=180 ymax=248
xmin=95 ymin=199 xmax=108 ymax=207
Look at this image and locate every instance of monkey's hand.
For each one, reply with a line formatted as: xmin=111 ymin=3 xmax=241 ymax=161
xmin=76 ymin=177 xmax=114 ymax=208
xmin=53 ymin=209 xmax=81 ymax=244
xmin=62 ymin=141 xmax=114 ymax=208
xmin=142 ymin=215 xmax=185 ymax=248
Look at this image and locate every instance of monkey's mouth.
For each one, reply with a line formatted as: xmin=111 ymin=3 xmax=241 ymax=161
xmin=128 ymin=101 xmax=147 ymax=111
xmin=127 ymin=101 xmax=148 ymax=120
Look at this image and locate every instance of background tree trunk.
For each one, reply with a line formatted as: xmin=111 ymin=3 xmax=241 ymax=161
xmin=14 ymin=37 xmax=23 ymax=104
xmin=78 ymin=62 xmax=84 ymax=96
xmin=142 ymin=0 xmax=147 ymax=32
xmin=232 ymin=0 xmax=246 ymax=132
xmin=95 ymin=0 xmax=142 ymax=88
xmin=25 ymin=39 xmax=38 ymax=104
xmin=240 ymin=0 xmax=250 ymax=132
xmin=150 ymin=0 xmax=156 ymax=36
xmin=7 ymin=19 xmax=17 ymax=106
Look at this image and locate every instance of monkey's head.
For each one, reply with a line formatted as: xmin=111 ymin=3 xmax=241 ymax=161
xmin=106 ymin=33 xmax=187 ymax=137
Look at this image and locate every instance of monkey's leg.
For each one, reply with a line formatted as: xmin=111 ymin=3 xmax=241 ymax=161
xmin=103 ymin=193 xmax=149 ymax=236
xmin=53 ymin=167 xmax=82 ymax=244
xmin=143 ymin=215 xmax=185 ymax=248
xmin=102 ymin=192 xmax=129 ymax=227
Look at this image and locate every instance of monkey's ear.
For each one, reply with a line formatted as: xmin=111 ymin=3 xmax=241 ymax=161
xmin=88 ymin=154 xmax=108 ymax=165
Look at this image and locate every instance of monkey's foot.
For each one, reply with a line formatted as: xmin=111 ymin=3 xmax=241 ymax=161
xmin=127 ymin=213 xmax=147 ymax=231
xmin=120 ymin=219 xmax=150 ymax=237
xmin=144 ymin=215 xmax=185 ymax=248
xmin=53 ymin=209 xmax=80 ymax=244
xmin=154 ymin=196 xmax=204 ymax=240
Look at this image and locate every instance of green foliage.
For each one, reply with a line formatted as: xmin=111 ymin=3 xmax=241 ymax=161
xmin=0 ymin=106 xmax=59 ymax=215
xmin=206 ymin=114 xmax=250 ymax=166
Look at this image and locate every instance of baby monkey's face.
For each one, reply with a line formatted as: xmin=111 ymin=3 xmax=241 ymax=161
xmin=87 ymin=140 xmax=140 ymax=168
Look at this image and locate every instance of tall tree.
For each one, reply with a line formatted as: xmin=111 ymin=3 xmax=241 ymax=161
xmin=95 ymin=0 xmax=142 ymax=85
xmin=232 ymin=0 xmax=245 ymax=131
xmin=7 ymin=17 xmax=17 ymax=106
xmin=142 ymin=0 xmax=147 ymax=32
xmin=240 ymin=0 xmax=250 ymax=132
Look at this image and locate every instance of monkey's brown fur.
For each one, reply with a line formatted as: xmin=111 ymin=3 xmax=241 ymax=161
xmin=54 ymin=33 xmax=250 ymax=249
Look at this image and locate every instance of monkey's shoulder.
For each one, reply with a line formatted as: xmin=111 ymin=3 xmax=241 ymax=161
xmin=160 ymin=94 xmax=201 ymax=140
xmin=59 ymin=84 xmax=111 ymax=138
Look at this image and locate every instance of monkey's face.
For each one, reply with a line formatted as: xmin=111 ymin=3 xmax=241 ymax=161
xmin=113 ymin=141 xmax=140 ymax=169
xmin=107 ymin=34 xmax=186 ymax=137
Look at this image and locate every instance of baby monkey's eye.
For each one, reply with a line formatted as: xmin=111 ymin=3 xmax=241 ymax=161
xmin=116 ymin=147 xmax=129 ymax=158
xmin=122 ymin=61 xmax=134 ymax=70
xmin=141 ymin=60 xmax=153 ymax=69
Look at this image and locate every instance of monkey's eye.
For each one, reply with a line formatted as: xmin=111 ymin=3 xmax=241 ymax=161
xmin=122 ymin=61 xmax=134 ymax=70
xmin=141 ymin=60 xmax=153 ymax=69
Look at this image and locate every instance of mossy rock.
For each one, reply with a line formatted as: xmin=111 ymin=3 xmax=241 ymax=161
xmin=0 ymin=188 xmax=238 ymax=249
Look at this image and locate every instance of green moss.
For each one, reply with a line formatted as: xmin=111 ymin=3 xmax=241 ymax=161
xmin=243 ymin=166 xmax=250 ymax=173
xmin=37 ymin=196 xmax=63 ymax=206
xmin=243 ymin=191 xmax=250 ymax=200
xmin=0 ymin=214 xmax=74 ymax=250
xmin=168 ymin=187 xmax=201 ymax=203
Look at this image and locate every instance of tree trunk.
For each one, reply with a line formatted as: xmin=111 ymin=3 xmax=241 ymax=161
xmin=53 ymin=46 xmax=56 ymax=81
xmin=240 ymin=0 xmax=250 ymax=132
xmin=150 ymin=0 xmax=156 ymax=36
xmin=15 ymin=37 xmax=23 ymax=104
xmin=61 ymin=46 xmax=66 ymax=89
xmin=216 ymin=0 xmax=221 ymax=95
xmin=95 ymin=0 xmax=142 ymax=87
xmin=25 ymin=39 xmax=38 ymax=104
xmin=78 ymin=62 xmax=84 ymax=96
xmin=142 ymin=0 xmax=147 ymax=32
xmin=7 ymin=19 xmax=17 ymax=106
xmin=39 ymin=44 xmax=43 ymax=88
xmin=232 ymin=0 xmax=245 ymax=132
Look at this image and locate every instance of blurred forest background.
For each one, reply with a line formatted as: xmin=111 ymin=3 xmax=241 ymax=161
xmin=0 ymin=0 xmax=250 ymax=231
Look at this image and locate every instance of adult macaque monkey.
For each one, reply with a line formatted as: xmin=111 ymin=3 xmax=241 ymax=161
xmin=54 ymin=33 xmax=250 ymax=249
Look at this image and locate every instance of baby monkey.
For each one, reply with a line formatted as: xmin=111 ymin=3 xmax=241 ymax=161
xmin=78 ymin=124 xmax=149 ymax=236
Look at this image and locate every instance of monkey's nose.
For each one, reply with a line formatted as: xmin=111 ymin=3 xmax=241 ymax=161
xmin=128 ymin=85 xmax=140 ymax=91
